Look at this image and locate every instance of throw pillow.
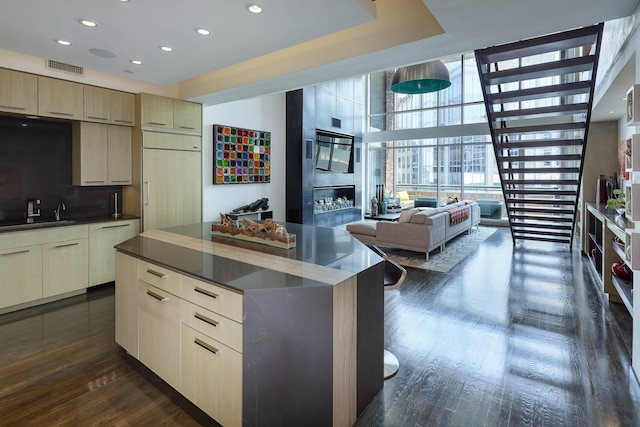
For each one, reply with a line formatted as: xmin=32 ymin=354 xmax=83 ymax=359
xmin=397 ymin=191 xmax=410 ymax=201
xmin=446 ymin=197 xmax=459 ymax=205
xmin=398 ymin=207 xmax=421 ymax=223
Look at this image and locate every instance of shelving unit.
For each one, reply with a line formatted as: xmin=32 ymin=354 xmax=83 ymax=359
xmin=626 ymin=84 xmax=640 ymax=127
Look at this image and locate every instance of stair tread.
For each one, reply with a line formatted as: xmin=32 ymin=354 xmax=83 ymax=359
xmin=483 ymin=56 xmax=596 ymax=85
xmin=494 ymin=122 xmax=585 ymax=135
xmin=487 ymin=81 xmax=592 ymax=104
xmin=510 ymin=215 xmax=574 ymax=222
xmin=503 ymin=189 xmax=577 ymax=195
xmin=475 ymin=24 xmax=602 ymax=64
xmin=503 ymin=179 xmax=578 ymax=185
xmin=492 ymin=103 xmax=590 ymax=120
xmin=513 ymin=235 xmax=572 ymax=244
xmin=509 ymin=207 xmax=574 ymax=214
xmin=511 ymin=223 xmax=573 ymax=230
xmin=497 ymin=154 xmax=581 ymax=162
xmin=495 ymin=139 xmax=584 ymax=149
xmin=502 ymin=168 xmax=580 ymax=174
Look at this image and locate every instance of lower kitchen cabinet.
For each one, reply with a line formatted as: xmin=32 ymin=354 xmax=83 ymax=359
xmin=181 ymin=324 xmax=242 ymax=427
xmin=42 ymin=238 xmax=88 ymax=298
xmin=138 ymin=280 xmax=181 ymax=391
xmin=0 ymin=244 xmax=42 ymax=309
xmin=89 ymin=219 xmax=139 ymax=286
xmin=115 ymin=252 xmax=139 ymax=358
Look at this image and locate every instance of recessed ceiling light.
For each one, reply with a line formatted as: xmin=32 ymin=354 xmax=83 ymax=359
xmin=130 ymin=60 xmax=143 ymax=65
xmin=56 ymin=40 xmax=72 ymax=46
xmin=609 ymin=111 xmax=615 ymax=114
xmin=196 ymin=28 xmax=211 ymax=36
xmin=247 ymin=4 xmax=263 ymax=13
xmin=80 ymin=19 xmax=97 ymax=27
xmin=118 ymin=0 xmax=130 ymax=2
xmin=622 ymin=96 xmax=628 ymax=101
xmin=160 ymin=46 xmax=173 ymax=52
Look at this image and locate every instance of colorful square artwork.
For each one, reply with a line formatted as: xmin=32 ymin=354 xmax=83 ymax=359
xmin=214 ymin=124 xmax=271 ymax=184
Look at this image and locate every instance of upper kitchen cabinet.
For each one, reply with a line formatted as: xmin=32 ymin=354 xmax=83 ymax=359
xmin=174 ymin=99 xmax=202 ymax=135
xmin=72 ymin=122 xmax=132 ymax=186
xmin=83 ymin=85 xmax=111 ymax=123
xmin=138 ymin=93 xmax=174 ymax=130
xmin=137 ymin=93 xmax=202 ymax=135
xmin=0 ymin=68 xmax=37 ymax=116
xmin=38 ymin=76 xmax=83 ymax=120
xmin=111 ymin=90 xmax=135 ymax=126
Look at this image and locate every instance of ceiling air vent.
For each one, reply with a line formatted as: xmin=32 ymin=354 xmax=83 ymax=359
xmin=46 ymin=59 xmax=84 ymax=76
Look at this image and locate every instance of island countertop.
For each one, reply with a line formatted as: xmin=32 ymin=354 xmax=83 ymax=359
xmin=115 ymin=220 xmax=382 ymax=293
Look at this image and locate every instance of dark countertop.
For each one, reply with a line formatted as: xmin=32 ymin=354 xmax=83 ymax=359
xmin=116 ymin=221 xmax=382 ymax=293
xmin=0 ymin=214 xmax=139 ymax=234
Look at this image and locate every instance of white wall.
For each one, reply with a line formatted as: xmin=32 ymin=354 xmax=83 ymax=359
xmin=202 ymin=93 xmax=286 ymax=221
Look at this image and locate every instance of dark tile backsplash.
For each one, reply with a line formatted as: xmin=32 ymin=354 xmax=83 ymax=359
xmin=0 ymin=116 xmax=123 ymax=224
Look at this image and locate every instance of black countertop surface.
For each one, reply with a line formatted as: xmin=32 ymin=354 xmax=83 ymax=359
xmin=0 ymin=214 xmax=139 ymax=234
xmin=116 ymin=221 xmax=382 ymax=293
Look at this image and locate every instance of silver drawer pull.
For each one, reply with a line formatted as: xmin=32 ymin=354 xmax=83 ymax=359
xmin=194 ymin=313 xmax=219 ymax=327
xmin=146 ymin=290 xmax=167 ymax=301
xmin=194 ymin=338 xmax=218 ymax=354
xmin=113 ymin=119 xmax=133 ymax=124
xmin=110 ymin=180 xmax=130 ymax=183
xmin=147 ymin=269 xmax=167 ymax=279
xmin=54 ymin=242 xmax=79 ymax=249
xmin=179 ymin=126 xmax=195 ymax=130
xmin=86 ymin=115 xmax=108 ymax=121
xmin=148 ymin=122 xmax=167 ymax=126
xmin=50 ymin=111 xmax=74 ymax=116
xmin=101 ymin=224 xmax=130 ymax=229
xmin=0 ymin=105 xmax=25 ymax=110
xmin=85 ymin=180 xmax=106 ymax=184
xmin=194 ymin=286 xmax=218 ymax=299
xmin=1 ymin=249 xmax=30 ymax=256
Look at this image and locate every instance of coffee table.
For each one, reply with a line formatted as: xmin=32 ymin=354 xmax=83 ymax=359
xmin=364 ymin=212 xmax=401 ymax=221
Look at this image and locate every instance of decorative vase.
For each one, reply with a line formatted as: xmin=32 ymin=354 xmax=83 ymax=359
xmin=381 ymin=201 xmax=388 ymax=215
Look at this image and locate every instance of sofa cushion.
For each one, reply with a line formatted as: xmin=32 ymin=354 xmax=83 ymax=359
xmin=410 ymin=208 xmax=437 ymax=224
xmin=398 ymin=208 xmax=421 ymax=223
xmin=346 ymin=221 xmax=377 ymax=237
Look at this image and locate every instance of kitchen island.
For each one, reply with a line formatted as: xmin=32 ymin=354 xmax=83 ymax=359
xmin=114 ymin=221 xmax=384 ymax=427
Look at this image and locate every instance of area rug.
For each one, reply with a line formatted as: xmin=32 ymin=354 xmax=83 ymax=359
xmin=380 ymin=226 xmax=498 ymax=273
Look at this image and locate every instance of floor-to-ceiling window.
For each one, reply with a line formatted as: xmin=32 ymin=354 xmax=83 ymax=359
xmin=365 ymin=53 xmax=504 ymax=210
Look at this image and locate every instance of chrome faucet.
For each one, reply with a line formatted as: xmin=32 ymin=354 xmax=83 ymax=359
xmin=26 ymin=199 xmax=41 ymax=224
xmin=54 ymin=202 xmax=66 ymax=221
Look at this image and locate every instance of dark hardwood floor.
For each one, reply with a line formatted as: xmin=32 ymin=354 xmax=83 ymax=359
xmin=0 ymin=227 xmax=638 ymax=426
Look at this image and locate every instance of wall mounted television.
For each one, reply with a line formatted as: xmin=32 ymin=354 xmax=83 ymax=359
xmin=315 ymin=132 xmax=354 ymax=173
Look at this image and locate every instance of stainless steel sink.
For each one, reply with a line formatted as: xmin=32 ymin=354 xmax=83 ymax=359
xmin=0 ymin=219 xmax=78 ymax=232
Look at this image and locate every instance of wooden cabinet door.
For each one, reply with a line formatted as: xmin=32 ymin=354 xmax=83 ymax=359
xmin=107 ymin=125 xmax=132 ymax=185
xmin=115 ymin=252 xmax=139 ymax=357
xmin=90 ymin=220 xmax=139 ymax=286
xmin=83 ymin=85 xmax=111 ymax=123
xmin=142 ymin=149 xmax=201 ymax=231
xmin=0 ymin=244 xmax=42 ymax=309
xmin=42 ymin=239 xmax=88 ymax=297
xmin=111 ymin=91 xmax=135 ymax=126
xmin=139 ymin=93 xmax=173 ymax=130
xmin=37 ymin=76 xmax=83 ymax=119
xmin=0 ymin=69 xmax=37 ymax=115
xmin=72 ymin=122 xmax=108 ymax=186
xmin=138 ymin=281 xmax=180 ymax=390
xmin=173 ymin=99 xmax=202 ymax=135
xmin=181 ymin=324 xmax=242 ymax=427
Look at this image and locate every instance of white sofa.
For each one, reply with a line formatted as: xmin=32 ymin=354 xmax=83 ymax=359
xmin=346 ymin=200 xmax=480 ymax=259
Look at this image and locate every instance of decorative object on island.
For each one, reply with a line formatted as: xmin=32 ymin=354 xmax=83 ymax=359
xmin=211 ymin=213 xmax=296 ymax=249
xmin=213 ymin=124 xmax=270 ymax=184
xmin=231 ymin=197 xmax=269 ymax=214
xmin=597 ymin=174 xmax=606 ymax=204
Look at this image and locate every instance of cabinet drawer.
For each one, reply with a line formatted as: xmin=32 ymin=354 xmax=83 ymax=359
xmin=181 ymin=275 xmax=242 ymax=323
xmin=180 ymin=324 xmax=242 ymax=427
xmin=138 ymin=260 xmax=180 ymax=295
xmin=181 ymin=299 xmax=242 ymax=353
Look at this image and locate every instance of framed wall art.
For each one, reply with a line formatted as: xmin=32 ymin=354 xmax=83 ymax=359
xmin=213 ymin=124 xmax=271 ymax=184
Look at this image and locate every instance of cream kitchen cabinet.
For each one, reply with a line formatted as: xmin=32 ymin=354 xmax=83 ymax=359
xmin=138 ymin=93 xmax=173 ymax=130
xmin=0 ymin=244 xmax=42 ymax=309
xmin=115 ymin=252 xmax=139 ymax=358
xmin=181 ymin=324 xmax=242 ymax=427
xmin=89 ymin=219 xmax=139 ymax=286
xmin=0 ymin=68 xmax=37 ymax=115
xmin=173 ymin=99 xmax=202 ymax=135
xmin=111 ymin=90 xmax=135 ymax=126
xmin=138 ymin=280 xmax=181 ymax=391
xmin=37 ymin=76 xmax=83 ymax=120
xmin=72 ymin=122 xmax=132 ymax=186
xmin=83 ymin=85 xmax=111 ymax=123
xmin=142 ymin=148 xmax=201 ymax=231
xmin=42 ymin=238 xmax=88 ymax=298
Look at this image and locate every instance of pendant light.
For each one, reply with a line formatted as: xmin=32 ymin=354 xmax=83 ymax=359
xmin=390 ymin=60 xmax=452 ymax=94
